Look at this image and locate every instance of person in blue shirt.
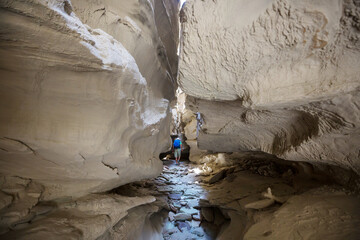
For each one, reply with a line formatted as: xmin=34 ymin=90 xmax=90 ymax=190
xmin=172 ymin=137 xmax=182 ymax=165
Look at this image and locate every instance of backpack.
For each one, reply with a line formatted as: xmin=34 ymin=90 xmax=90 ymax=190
xmin=173 ymin=139 xmax=181 ymax=148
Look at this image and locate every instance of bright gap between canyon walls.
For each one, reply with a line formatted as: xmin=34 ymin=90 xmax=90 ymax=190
xmin=0 ymin=0 xmax=360 ymax=239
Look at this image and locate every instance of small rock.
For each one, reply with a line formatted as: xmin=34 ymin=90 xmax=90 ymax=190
xmin=192 ymin=213 xmax=201 ymax=221
xmin=173 ymin=202 xmax=182 ymax=209
xmin=184 ymin=196 xmax=196 ymax=200
xmin=175 ymin=221 xmax=191 ymax=232
xmin=179 ymin=207 xmax=198 ymax=216
xmin=174 ymin=213 xmax=192 ymax=221
xmin=180 ymin=201 xmax=187 ymax=206
xmin=157 ymin=186 xmax=173 ymax=192
xmin=168 ymin=211 xmax=175 ymax=221
xmin=169 ymin=193 xmax=182 ymax=200
xmin=169 ymin=204 xmax=177 ymax=213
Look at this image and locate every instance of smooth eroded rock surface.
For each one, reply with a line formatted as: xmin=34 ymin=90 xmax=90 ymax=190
xmin=0 ymin=0 xmax=179 ymax=199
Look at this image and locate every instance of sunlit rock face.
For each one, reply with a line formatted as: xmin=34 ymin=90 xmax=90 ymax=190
xmin=0 ymin=0 xmax=179 ymax=199
xmin=179 ymin=0 xmax=360 ymax=173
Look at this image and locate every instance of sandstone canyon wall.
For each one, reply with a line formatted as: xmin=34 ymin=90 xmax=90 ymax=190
xmin=179 ymin=0 xmax=360 ymax=174
xmin=0 ymin=0 xmax=179 ymax=200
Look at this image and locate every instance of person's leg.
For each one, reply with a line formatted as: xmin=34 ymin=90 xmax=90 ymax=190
xmin=176 ymin=149 xmax=179 ymax=164
xmin=174 ymin=149 xmax=178 ymax=164
xmin=176 ymin=149 xmax=180 ymax=164
xmin=175 ymin=149 xmax=180 ymax=164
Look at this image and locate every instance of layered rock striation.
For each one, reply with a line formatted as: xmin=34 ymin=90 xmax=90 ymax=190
xmin=0 ymin=0 xmax=178 ymax=199
xmin=0 ymin=0 xmax=181 ymax=238
xmin=179 ymin=0 xmax=360 ymax=173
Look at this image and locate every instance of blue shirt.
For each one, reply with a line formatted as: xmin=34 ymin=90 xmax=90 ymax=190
xmin=173 ymin=139 xmax=182 ymax=148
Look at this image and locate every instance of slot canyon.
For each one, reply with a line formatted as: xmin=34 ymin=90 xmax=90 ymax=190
xmin=0 ymin=0 xmax=360 ymax=239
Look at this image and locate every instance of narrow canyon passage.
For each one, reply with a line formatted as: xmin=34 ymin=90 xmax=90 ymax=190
xmin=1 ymin=0 xmax=360 ymax=239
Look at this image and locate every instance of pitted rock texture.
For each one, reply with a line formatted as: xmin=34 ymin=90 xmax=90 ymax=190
xmin=179 ymin=0 xmax=360 ymax=104
xmin=0 ymin=0 xmax=178 ymax=199
xmin=179 ymin=0 xmax=360 ymax=173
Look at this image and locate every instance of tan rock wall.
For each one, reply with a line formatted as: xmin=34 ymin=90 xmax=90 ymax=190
xmin=179 ymin=0 xmax=360 ymax=105
xmin=0 ymin=0 xmax=179 ymax=199
xmin=179 ymin=0 xmax=360 ymax=173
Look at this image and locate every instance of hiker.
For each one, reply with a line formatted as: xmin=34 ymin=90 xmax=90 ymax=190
xmin=173 ymin=137 xmax=182 ymax=165
xmin=196 ymin=112 xmax=203 ymax=138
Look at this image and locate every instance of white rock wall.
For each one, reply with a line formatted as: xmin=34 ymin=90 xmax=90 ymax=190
xmin=0 ymin=0 xmax=178 ymax=199
xmin=179 ymin=0 xmax=360 ymax=173
xmin=180 ymin=0 xmax=360 ymax=105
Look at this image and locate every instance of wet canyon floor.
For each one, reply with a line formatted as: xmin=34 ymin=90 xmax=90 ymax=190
xmin=116 ymin=159 xmax=218 ymax=239
xmin=159 ymin=160 xmax=218 ymax=239
xmin=2 ymin=156 xmax=359 ymax=239
xmin=114 ymin=155 xmax=360 ymax=240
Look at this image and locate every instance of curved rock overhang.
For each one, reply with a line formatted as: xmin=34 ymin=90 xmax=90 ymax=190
xmin=0 ymin=0 xmax=180 ymax=199
xmin=179 ymin=0 xmax=360 ymax=174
